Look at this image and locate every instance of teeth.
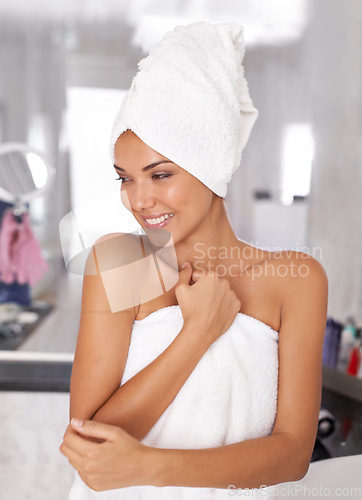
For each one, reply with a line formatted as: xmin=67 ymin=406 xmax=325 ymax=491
xmin=145 ymin=213 xmax=174 ymax=225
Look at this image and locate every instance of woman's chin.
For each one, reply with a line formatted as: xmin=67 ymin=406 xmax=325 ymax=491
xmin=143 ymin=227 xmax=177 ymax=248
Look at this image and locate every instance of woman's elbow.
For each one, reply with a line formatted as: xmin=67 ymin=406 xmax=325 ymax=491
xmin=291 ymin=461 xmax=310 ymax=482
xmin=290 ymin=444 xmax=312 ymax=482
xmin=281 ymin=433 xmax=313 ymax=483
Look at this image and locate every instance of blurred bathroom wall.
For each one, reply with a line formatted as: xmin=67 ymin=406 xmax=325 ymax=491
xmin=306 ymin=0 xmax=362 ymax=325
xmin=227 ymin=0 xmax=362 ymax=325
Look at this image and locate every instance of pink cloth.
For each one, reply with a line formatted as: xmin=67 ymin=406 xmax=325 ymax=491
xmin=0 ymin=210 xmax=48 ymax=286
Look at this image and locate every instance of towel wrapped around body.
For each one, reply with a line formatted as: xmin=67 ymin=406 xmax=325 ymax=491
xmin=69 ymin=305 xmax=279 ymax=499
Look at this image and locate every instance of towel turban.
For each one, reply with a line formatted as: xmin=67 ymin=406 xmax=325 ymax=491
xmin=110 ymin=21 xmax=258 ymax=198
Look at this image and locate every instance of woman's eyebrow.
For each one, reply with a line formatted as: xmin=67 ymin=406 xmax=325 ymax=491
xmin=114 ymin=161 xmax=174 ymax=172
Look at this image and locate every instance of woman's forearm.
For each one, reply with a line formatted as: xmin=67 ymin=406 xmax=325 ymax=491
xmin=92 ymin=322 xmax=209 ymax=440
xmin=149 ymin=431 xmax=308 ymax=490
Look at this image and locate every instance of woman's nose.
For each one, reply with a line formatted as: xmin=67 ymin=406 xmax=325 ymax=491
xmin=124 ymin=182 xmax=156 ymax=212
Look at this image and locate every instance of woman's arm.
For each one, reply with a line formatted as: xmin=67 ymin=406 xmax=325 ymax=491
xmin=92 ymin=321 xmax=209 ymax=439
xmin=71 ymin=238 xmax=233 ymax=441
xmin=71 ymin=235 xmax=204 ymax=426
xmin=69 ymin=234 xmax=137 ymax=422
xmin=70 ymin=233 xmax=200 ymax=424
xmin=91 ymin=262 xmax=239 ymax=440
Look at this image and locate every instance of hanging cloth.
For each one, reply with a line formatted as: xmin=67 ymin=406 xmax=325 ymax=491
xmin=0 ymin=209 xmax=48 ymax=286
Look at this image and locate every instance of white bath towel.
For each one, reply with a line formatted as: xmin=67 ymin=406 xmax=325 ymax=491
xmin=110 ymin=21 xmax=258 ymax=198
xmin=69 ymin=305 xmax=279 ymax=499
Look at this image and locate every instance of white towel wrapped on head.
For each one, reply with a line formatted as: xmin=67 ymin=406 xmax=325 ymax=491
xmin=110 ymin=21 xmax=258 ymax=198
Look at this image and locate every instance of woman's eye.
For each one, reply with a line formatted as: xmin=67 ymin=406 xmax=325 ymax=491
xmin=153 ymin=173 xmax=172 ymax=180
xmin=115 ymin=174 xmax=171 ymax=183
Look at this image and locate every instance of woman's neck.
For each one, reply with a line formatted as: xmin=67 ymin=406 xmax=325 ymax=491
xmin=174 ymin=200 xmax=249 ymax=277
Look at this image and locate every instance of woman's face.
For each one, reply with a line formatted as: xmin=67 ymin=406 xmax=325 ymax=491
xmin=113 ymin=130 xmax=215 ymax=245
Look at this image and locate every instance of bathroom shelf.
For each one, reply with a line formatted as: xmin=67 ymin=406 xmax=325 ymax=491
xmin=322 ymin=365 xmax=362 ymax=403
xmin=0 ymin=300 xmax=53 ymax=350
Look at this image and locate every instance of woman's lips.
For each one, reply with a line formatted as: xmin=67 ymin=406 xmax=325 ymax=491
xmin=142 ymin=214 xmax=174 ymax=229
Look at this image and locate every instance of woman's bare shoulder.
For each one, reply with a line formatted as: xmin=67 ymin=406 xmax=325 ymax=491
xmin=240 ymin=249 xmax=327 ymax=332
xmin=81 ymin=232 xmax=147 ymax=315
xmin=90 ymin=232 xmax=170 ymax=315
xmin=269 ymin=251 xmax=328 ymax=318
xmin=268 ymin=250 xmax=327 ymax=282
xmin=93 ymin=231 xmax=141 ymax=250
xmin=83 ymin=232 xmax=141 ymax=275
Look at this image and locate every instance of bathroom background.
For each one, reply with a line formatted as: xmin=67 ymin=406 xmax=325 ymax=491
xmin=0 ymin=0 xmax=361 ymax=499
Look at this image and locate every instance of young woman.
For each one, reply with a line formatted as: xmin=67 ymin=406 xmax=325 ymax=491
xmin=60 ymin=21 xmax=328 ymax=499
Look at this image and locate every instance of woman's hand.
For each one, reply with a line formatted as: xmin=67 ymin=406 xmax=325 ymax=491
xmin=59 ymin=419 xmax=155 ymax=492
xmin=175 ymin=261 xmax=241 ymax=347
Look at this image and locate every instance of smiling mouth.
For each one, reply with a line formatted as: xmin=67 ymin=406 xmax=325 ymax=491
xmin=142 ymin=213 xmax=175 ymax=228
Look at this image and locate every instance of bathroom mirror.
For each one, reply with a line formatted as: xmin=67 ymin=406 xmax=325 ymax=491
xmin=0 ymin=142 xmax=57 ymax=360
xmin=0 ymin=143 xmax=56 ymax=204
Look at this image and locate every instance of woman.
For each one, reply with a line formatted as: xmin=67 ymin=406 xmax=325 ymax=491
xmin=60 ymin=21 xmax=328 ymax=498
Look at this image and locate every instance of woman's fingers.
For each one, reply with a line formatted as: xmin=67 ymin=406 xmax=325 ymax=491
xmin=59 ymin=441 xmax=83 ymax=469
xmin=191 ymin=270 xmax=203 ymax=282
xmin=176 ymin=262 xmax=193 ymax=286
xmin=174 ymin=263 xmax=241 ymax=345
xmin=70 ymin=418 xmax=121 ymax=443
xmin=60 ymin=423 xmax=104 ymax=459
xmin=59 ymin=419 xmax=149 ymax=491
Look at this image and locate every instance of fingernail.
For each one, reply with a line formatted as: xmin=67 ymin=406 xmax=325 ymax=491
xmin=71 ymin=418 xmax=84 ymax=427
xmin=181 ymin=262 xmax=188 ymax=269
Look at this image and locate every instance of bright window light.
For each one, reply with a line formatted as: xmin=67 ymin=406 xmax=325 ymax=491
xmin=281 ymin=123 xmax=314 ymax=205
xmin=66 ymin=86 xmax=141 ymax=242
xmin=26 ymin=152 xmax=48 ymax=188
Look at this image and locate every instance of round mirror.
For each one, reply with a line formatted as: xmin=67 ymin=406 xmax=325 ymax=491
xmin=0 ymin=143 xmax=55 ymax=203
